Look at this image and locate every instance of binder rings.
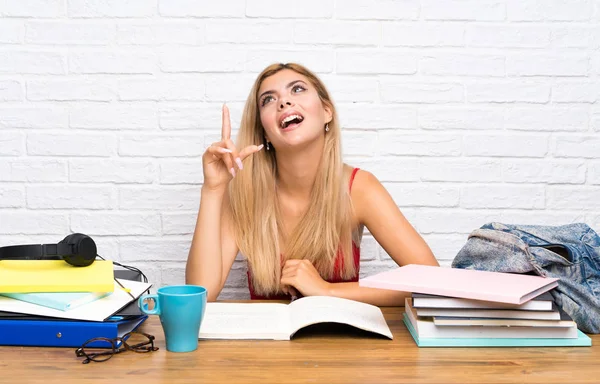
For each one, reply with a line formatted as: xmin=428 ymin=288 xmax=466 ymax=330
xmin=0 ymin=315 xmax=148 ymax=348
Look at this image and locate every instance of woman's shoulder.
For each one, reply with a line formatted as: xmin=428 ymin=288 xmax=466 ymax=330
xmin=344 ymin=164 xmax=386 ymax=220
xmin=344 ymin=165 xmax=398 ymax=230
xmin=343 ymin=164 xmax=380 ymax=195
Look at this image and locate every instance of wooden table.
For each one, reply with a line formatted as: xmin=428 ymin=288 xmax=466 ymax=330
xmin=1 ymin=306 xmax=598 ymax=384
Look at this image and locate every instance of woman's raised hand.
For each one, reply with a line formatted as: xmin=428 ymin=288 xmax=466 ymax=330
xmin=202 ymin=104 xmax=264 ymax=191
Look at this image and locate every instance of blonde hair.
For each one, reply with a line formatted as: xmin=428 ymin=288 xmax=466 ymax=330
xmin=228 ymin=63 xmax=356 ymax=296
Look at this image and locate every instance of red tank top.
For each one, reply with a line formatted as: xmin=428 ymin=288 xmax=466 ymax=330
xmin=248 ymin=168 xmax=361 ymax=300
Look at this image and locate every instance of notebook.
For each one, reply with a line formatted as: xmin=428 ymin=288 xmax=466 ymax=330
xmin=416 ymin=307 xmax=561 ymax=321
xmin=403 ymin=314 xmax=592 ymax=348
xmin=0 ymin=260 xmax=114 ymax=293
xmin=359 ymin=265 xmax=559 ymax=305
xmin=0 ymin=279 xmax=151 ymax=321
xmin=0 ymin=291 xmax=112 ymax=311
xmin=411 ymin=292 xmax=555 ymax=311
xmin=0 ymin=300 xmax=143 ymax=320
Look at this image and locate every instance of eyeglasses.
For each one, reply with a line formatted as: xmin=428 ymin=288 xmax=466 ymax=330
xmin=75 ymin=331 xmax=159 ymax=364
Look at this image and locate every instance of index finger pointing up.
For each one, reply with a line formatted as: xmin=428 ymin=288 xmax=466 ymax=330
xmin=222 ymin=104 xmax=231 ymax=140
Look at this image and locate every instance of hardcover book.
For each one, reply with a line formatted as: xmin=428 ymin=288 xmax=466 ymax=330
xmin=416 ymin=306 xmax=560 ymax=321
xmin=360 ymin=265 xmax=558 ymax=305
xmin=411 ymin=292 xmax=555 ymax=311
xmin=403 ymin=314 xmax=591 ymax=348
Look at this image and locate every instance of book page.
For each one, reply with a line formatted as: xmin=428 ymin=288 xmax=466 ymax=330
xmin=288 ymin=296 xmax=392 ymax=339
xmin=198 ymin=303 xmax=290 ymax=340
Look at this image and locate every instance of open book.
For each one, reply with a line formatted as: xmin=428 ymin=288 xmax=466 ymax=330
xmin=198 ymin=296 xmax=393 ymax=340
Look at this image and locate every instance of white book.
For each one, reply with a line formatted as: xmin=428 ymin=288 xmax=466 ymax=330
xmin=198 ymin=296 xmax=393 ymax=340
xmin=412 ymin=292 xmax=554 ymax=311
xmin=416 ymin=307 xmax=561 ymax=321
xmin=433 ymin=317 xmax=576 ymax=328
xmin=405 ymin=298 xmax=578 ymax=339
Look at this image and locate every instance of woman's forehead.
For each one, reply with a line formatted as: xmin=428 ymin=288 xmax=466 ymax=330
xmin=258 ymin=69 xmax=309 ymax=93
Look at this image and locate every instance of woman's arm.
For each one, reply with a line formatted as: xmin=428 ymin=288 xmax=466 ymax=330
xmin=332 ymin=169 xmax=438 ymax=305
xmin=326 ymin=282 xmax=409 ymax=307
xmin=186 ymin=105 xmax=261 ymax=302
xmin=281 ymin=258 xmax=410 ymax=306
xmin=353 ymin=170 xmax=438 ymax=267
xmin=186 ymin=187 xmax=239 ymax=302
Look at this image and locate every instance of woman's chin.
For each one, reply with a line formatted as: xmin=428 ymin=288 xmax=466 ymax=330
xmin=276 ymin=136 xmax=325 ymax=152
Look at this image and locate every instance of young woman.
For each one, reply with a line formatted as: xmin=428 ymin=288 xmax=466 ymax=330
xmin=186 ymin=63 xmax=438 ymax=306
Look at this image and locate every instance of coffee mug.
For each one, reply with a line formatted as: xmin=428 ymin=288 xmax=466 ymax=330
xmin=138 ymin=285 xmax=207 ymax=353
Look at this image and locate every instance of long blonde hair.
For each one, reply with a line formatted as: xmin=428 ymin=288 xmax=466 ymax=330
xmin=228 ymin=63 xmax=355 ymax=296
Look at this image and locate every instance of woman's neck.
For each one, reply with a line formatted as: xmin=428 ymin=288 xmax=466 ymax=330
xmin=274 ymin=142 xmax=323 ymax=199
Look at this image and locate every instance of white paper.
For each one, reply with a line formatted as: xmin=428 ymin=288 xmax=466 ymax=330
xmin=0 ymin=279 xmax=151 ymax=321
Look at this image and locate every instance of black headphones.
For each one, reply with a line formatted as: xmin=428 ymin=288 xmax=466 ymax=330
xmin=0 ymin=233 xmax=97 ymax=267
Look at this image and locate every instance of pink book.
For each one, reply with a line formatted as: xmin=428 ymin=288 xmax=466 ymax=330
xmin=359 ymin=265 xmax=559 ymax=305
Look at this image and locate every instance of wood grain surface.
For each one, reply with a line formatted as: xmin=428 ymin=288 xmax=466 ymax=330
xmin=1 ymin=305 xmax=598 ymax=384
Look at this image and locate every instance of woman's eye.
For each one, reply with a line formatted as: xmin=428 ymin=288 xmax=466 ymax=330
xmin=292 ymin=85 xmax=305 ymax=93
xmin=261 ymin=95 xmax=274 ymax=106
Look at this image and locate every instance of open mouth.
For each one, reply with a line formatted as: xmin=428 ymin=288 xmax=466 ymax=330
xmin=280 ymin=114 xmax=304 ymax=129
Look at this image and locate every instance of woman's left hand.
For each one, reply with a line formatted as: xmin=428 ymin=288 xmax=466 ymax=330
xmin=280 ymin=259 xmax=331 ymax=297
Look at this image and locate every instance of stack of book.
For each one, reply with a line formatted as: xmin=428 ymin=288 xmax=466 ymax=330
xmin=360 ymin=264 xmax=592 ymax=347
xmin=404 ymin=292 xmax=590 ymax=347
xmin=0 ymin=260 xmax=152 ymax=347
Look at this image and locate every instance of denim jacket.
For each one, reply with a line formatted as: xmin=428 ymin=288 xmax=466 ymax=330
xmin=451 ymin=222 xmax=600 ymax=334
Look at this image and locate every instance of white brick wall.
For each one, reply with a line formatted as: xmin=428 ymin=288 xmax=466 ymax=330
xmin=1 ymin=1 xmax=599 ymax=298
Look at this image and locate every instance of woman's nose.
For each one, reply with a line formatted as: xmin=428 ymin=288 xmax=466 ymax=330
xmin=279 ymin=100 xmax=293 ymax=109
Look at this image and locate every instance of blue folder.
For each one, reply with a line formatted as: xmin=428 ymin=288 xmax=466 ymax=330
xmin=403 ymin=314 xmax=592 ymax=347
xmin=0 ymin=315 xmax=147 ymax=348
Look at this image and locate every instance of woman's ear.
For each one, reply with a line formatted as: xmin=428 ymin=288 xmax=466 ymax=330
xmin=324 ymin=105 xmax=333 ymax=124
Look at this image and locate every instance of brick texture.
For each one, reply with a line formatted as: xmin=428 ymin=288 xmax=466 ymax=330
xmin=0 ymin=1 xmax=597 ymax=298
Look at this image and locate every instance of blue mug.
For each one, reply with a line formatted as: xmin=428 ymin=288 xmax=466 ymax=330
xmin=138 ymin=285 xmax=207 ymax=353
